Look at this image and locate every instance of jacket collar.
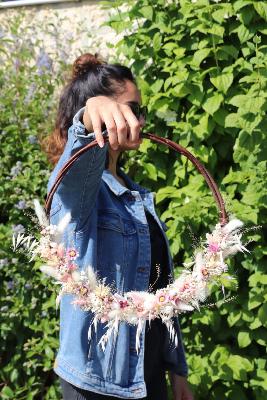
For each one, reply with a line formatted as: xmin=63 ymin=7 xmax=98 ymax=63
xmin=102 ymin=169 xmax=150 ymax=197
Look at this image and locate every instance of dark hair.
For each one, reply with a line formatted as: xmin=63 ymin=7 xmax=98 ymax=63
xmin=43 ymin=53 xmax=136 ymax=165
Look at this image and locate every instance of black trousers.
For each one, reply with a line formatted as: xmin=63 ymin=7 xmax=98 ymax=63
xmin=59 ymin=319 xmax=169 ymax=399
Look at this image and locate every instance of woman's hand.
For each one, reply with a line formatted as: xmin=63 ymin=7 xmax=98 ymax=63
xmin=169 ymin=372 xmax=194 ymax=400
xmin=83 ymin=96 xmax=142 ymax=151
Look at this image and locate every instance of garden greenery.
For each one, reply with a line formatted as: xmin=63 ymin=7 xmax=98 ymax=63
xmin=0 ymin=12 xmax=92 ymax=400
xmin=103 ymin=0 xmax=267 ymax=399
xmin=0 ymin=1 xmax=266 ymax=399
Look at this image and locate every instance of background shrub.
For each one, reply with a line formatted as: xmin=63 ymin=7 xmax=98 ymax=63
xmin=0 ymin=12 xmax=91 ymax=399
xmin=103 ymin=0 xmax=267 ymax=399
xmin=1 ymin=1 xmax=267 ymax=398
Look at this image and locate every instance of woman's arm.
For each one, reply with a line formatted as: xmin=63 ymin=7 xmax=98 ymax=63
xmin=47 ymin=96 xmax=142 ymax=231
xmin=47 ymin=108 xmax=108 ymax=231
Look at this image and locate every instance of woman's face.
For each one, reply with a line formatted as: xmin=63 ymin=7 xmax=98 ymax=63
xmin=113 ymin=80 xmax=145 ymax=151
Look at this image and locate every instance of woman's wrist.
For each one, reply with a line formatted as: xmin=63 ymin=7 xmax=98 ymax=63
xmin=81 ymin=107 xmax=93 ymax=133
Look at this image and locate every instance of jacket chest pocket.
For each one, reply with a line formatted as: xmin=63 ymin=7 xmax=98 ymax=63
xmin=97 ymin=210 xmax=137 ymax=288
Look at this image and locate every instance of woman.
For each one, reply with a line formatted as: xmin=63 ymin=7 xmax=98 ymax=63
xmin=45 ymin=53 xmax=193 ymax=400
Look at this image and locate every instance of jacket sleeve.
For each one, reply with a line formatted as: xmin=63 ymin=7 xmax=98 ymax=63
xmin=47 ymin=107 xmax=108 ymax=232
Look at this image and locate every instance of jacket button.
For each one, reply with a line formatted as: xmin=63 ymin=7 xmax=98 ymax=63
xmin=137 ymin=267 xmax=146 ymax=273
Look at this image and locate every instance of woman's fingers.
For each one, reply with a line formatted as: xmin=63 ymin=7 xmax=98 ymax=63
xmin=102 ymin=111 xmax=120 ymax=150
xmin=119 ymin=104 xmax=141 ymax=146
xmin=90 ymin=111 xmax=105 ymax=148
xmin=85 ymin=96 xmax=143 ymax=150
xmin=111 ymin=107 xmax=129 ymax=148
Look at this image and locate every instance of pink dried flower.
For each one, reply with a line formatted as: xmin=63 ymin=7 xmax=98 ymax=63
xmin=208 ymin=242 xmax=220 ymax=253
xmin=68 ymin=263 xmax=78 ymax=271
xmin=127 ymin=291 xmax=145 ymax=306
xmin=169 ymin=292 xmax=181 ymax=307
xmin=67 ymin=248 xmax=79 ymax=260
xmin=156 ymin=290 xmax=169 ymax=305
xmin=60 ymin=273 xmax=72 ymax=283
xmin=113 ymin=294 xmax=128 ymax=309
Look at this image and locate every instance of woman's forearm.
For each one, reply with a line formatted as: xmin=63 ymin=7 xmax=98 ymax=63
xmin=82 ymin=106 xmax=94 ymax=132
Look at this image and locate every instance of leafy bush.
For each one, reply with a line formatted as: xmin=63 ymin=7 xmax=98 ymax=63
xmin=1 ymin=1 xmax=267 ymax=399
xmin=0 ymin=12 xmax=90 ymax=399
xmin=103 ymin=0 xmax=267 ymax=399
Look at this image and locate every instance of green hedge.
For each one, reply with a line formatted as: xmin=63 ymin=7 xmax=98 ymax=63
xmin=0 ymin=13 xmax=89 ymax=399
xmin=103 ymin=0 xmax=267 ymax=399
xmin=1 ymin=1 xmax=267 ymax=398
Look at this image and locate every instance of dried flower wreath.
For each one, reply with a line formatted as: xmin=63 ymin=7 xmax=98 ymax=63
xmin=13 ymin=131 xmax=252 ymax=352
xmin=13 ymin=199 xmax=248 ymax=353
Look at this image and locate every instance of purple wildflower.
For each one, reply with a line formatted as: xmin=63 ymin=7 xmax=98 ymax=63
xmin=14 ymin=58 xmax=20 ymax=70
xmin=10 ymin=161 xmax=22 ymax=178
xmin=28 ymin=135 xmax=38 ymax=145
xmin=36 ymin=50 xmax=52 ymax=75
xmin=25 ymin=283 xmax=32 ymax=290
xmin=25 ymin=83 xmax=36 ymax=104
xmin=7 ymin=280 xmax=15 ymax=290
xmin=12 ymin=224 xmax=25 ymax=234
xmin=15 ymin=200 xmax=27 ymax=210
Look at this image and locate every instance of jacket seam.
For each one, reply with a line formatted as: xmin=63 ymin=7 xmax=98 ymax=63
xmin=76 ymin=146 xmax=98 ymax=232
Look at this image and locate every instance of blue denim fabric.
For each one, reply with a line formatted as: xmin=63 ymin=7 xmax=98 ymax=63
xmin=48 ymin=108 xmax=188 ymax=399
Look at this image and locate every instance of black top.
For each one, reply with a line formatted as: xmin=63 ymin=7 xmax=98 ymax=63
xmin=145 ymin=209 xmax=170 ymax=292
xmin=143 ymin=210 xmax=172 ymax=384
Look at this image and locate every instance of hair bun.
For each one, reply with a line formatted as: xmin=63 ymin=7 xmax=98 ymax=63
xmin=72 ymin=53 xmax=105 ymax=79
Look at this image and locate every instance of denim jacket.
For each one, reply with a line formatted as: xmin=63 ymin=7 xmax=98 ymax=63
xmin=48 ymin=108 xmax=188 ymax=399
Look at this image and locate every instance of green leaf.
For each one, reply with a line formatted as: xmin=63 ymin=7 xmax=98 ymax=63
xmin=236 ymin=24 xmax=253 ymax=43
xmin=208 ymin=24 xmax=225 ymax=38
xmin=210 ymin=72 xmax=233 ymax=94
xmin=193 ymin=113 xmax=215 ymax=139
xmin=220 ymin=45 xmax=239 ymax=59
xmin=227 ymin=310 xmax=242 ymax=327
xmin=150 ymin=79 xmax=164 ymax=93
xmin=139 ymin=5 xmax=153 ymax=20
xmin=202 ymin=93 xmax=224 ymax=115
xmin=258 ymin=304 xmax=267 ymax=328
xmin=212 ymin=8 xmax=232 ymax=24
xmin=228 ymin=95 xmax=266 ymax=114
xmin=249 ymin=318 xmax=262 ymax=330
xmin=1 ymin=386 xmax=15 ymax=398
xmin=254 ymin=2 xmax=267 ymax=21
xmin=249 ymin=272 xmax=267 ymax=287
xmin=238 ymin=331 xmax=252 ymax=348
xmin=224 ymin=113 xmax=240 ymax=128
xmin=153 ymin=32 xmax=162 ymax=52
xmin=234 ymin=1 xmax=253 ymax=11
xmin=156 ymin=186 xmax=177 ymax=203
xmin=192 ymin=48 xmax=211 ymax=67
xmin=228 ymin=355 xmax=253 ymax=380
xmin=143 ymin=163 xmax=157 ymax=181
